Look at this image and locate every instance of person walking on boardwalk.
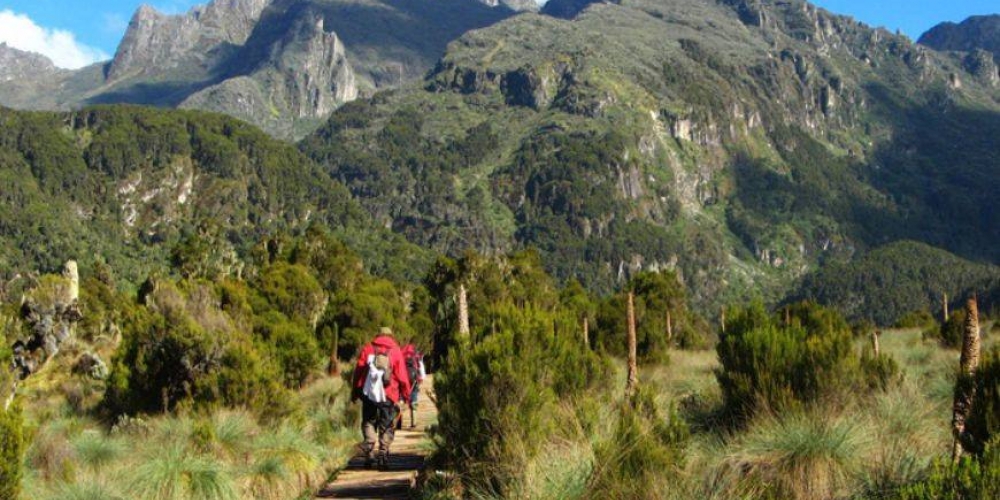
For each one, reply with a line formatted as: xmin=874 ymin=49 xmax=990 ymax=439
xmin=351 ymin=326 xmax=411 ymax=469
xmin=401 ymin=342 xmax=426 ymax=429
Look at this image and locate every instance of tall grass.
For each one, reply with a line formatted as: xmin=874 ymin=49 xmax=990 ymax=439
xmin=128 ymin=445 xmax=238 ymax=500
xmin=21 ymin=373 xmax=356 ymax=499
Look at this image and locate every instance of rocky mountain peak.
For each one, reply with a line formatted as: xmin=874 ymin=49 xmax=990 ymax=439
xmin=919 ymin=14 xmax=1000 ymax=59
xmin=0 ymin=43 xmax=60 ymax=82
xmin=108 ymin=0 xmax=272 ymax=81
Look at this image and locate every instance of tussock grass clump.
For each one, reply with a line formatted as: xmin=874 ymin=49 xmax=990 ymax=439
xmin=72 ymin=431 xmax=124 ymax=471
xmin=587 ymin=392 xmax=689 ymax=500
xmin=690 ymin=408 xmax=870 ymax=500
xmin=128 ymin=445 xmax=238 ymax=500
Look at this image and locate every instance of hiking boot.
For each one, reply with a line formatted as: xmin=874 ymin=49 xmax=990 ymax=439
xmin=377 ymin=451 xmax=389 ymax=470
xmin=364 ymin=453 xmax=376 ymax=469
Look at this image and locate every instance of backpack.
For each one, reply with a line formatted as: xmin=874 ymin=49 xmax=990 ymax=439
xmin=371 ymin=345 xmax=392 ymax=386
xmin=406 ymin=351 xmax=422 ymax=384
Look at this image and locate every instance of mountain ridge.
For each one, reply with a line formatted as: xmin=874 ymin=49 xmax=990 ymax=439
xmin=0 ymin=0 xmax=524 ymax=139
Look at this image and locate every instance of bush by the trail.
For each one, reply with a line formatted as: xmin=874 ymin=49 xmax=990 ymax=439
xmin=891 ymin=439 xmax=1000 ymax=500
xmin=104 ymin=281 xmax=289 ymax=416
xmin=253 ymin=311 xmax=320 ymax=388
xmin=0 ymin=404 xmax=25 ymax=500
xmin=716 ymin=302 xmax=899 ymax=420
xmin=434 ymin=303 xmax=610 ymax=495
xmin=962 ymin=346 xmax=1000 ymax=455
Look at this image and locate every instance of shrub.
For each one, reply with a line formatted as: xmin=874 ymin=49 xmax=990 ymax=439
xmin=716 ymin=302 xmax=895 ymax=421
xmin=927 ymin=309 xmax=968 ymax=349
xmin=434 ymin=302 xmax=610 ymax=495
xmin=104 ymin=281 xmax=287 ymax=416
xmin=891 ymin=439 xmax=1000 ymax=500
xmin=895 ymin=310 xmax=937 ymax=330
xmin=253 ymin=311 xmax=320 ymax=388
xmin=594 ymin=271 xmax=710 ymax=363
xmin=0 ymin=405 xmax=25 ymax=500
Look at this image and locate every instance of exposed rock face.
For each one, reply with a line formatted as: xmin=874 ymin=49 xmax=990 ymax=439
xmin=181 ymin=11 xmax=358 ymax=135
xmin=0 ymin=43 xmax=60 ymax=82
xmin=10 ymin=261 xmax=83 ymax=381
xmin=108 ymin=0 xmax=272 ymax=81
xmin=0 ymin=0 xmax=517 ymax=139
xmin=920 ymin=15 xmax=1000 ymax=59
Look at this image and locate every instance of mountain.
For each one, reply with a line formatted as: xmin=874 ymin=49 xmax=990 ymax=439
xmin=0 ymin=0 xmax=525 ymax=139
xmin=300 ymin=0 xmax=1000 ymax=315
xmin=919 ymin=15 xmax=1000 ymax=87
xmin=796 ymin=241 xmax=1000 ymax=324
xmin=0 ymin=105 xmax=428 ymax=284
xmin=920 ymin=15 xmax=1000 ymax=58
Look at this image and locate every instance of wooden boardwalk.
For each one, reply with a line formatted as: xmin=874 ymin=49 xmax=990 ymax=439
xmin=317 ymin=377 xmax=437 ymax=499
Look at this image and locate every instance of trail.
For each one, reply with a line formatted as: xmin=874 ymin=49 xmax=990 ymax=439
xmin=318 ymin=377 xmax=437 ymax=499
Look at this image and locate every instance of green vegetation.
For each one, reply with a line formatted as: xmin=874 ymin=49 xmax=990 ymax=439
xmin=0 ymin=404 xmax=25 ymax=500
xmin=716 ymin=302 xmax=900 ymax=420
xmin=0 ymin=105 xmax=428 ymax=287
xmin=799 ymin=241 xmax=1000 ymax=325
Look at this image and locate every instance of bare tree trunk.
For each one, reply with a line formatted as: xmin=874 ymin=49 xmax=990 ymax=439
xmin=721 ymin=306 xmax=727 ymax=334
xmin=943 ymin=292 xmax=950 ymax=323
xmin=328 ymin=324 xmax=341 ymax=376
xmin=952 ymin=295 xmax=981 ymax=463
xmin=583 ymin=317 xmax=590 ymax=349
xmin=626 ymin=292 xmax=639 ymax=400
xmin=666 ymin=309 xmax=673 ymax=345
xmin=458 ymin=284 xmax=470 ymax=341
xmin=871 ymin=329 xmax=880 ymax=357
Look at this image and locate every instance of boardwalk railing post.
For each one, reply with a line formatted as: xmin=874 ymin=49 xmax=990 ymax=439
xmin=951 ymin=295 xmax=981 ymax=463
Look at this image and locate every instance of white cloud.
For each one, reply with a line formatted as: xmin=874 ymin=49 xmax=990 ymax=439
xmin=0 ymin=10 xmax=110 ymax=69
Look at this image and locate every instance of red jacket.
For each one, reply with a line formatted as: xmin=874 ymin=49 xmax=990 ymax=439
xmin=352 ymin=335 xmax=411 ymax=404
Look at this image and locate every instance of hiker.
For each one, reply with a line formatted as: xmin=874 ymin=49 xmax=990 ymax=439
xmin=401 ymin=342 xmax=426 ymax=429
xmin=351 ymin=327 xmax=411 ymax=469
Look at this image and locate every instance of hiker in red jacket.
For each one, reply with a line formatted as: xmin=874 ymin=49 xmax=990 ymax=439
xmin=351 ymin=327 xmax=411 ymax=469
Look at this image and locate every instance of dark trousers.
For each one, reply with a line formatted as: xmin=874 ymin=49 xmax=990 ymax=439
xmin=361 ymin=397 xmax=397 ymax=457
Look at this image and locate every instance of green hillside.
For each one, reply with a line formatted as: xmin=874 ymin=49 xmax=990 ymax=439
xmin=0 ymin=105 xmax=428 ymax=285
xmin=301 ymin=0 xmax=1000 ymax=315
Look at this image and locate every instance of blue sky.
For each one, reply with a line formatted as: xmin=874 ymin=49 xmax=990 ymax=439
xmin=0 ymin=0 xmax=996 ymax=68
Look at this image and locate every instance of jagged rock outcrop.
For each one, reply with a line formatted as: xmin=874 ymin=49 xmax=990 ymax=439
xmin=9 ymin=261 xmax=83 ymax=381
xmin=0 ymin=43 xmax=60 ymax=82
xmin=0 ymin=0 xmax=517 ymax=139
xmin=181 ymin=11 xmax=358 ymax=136
xmin=73 ymin=353 xmax=109 ymax=380
xmin=108 ymin=0 xmax=272 ymax=81
xmin=920 ymin=15 xmax=1000 ymax=59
